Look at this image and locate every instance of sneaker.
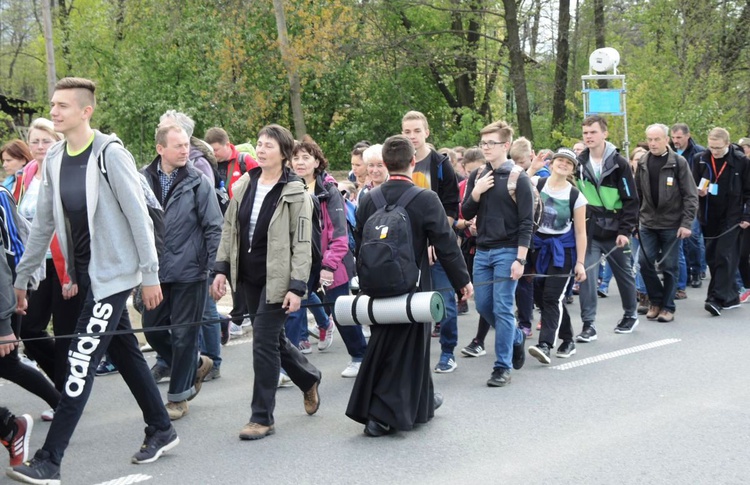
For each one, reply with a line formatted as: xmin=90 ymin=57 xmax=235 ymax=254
xmin=40 ymin=409 xmax=54 ymax=422
xmin=674 ymin=289 xmax=687 ymax=300
xmin=364 ymin=419 xmax=394 ymax=437
xmin=362 ymin=326 xmax=371 ymax=338
xmin=512 ymin=338 xmax=525 ymax=370
xmin=190 ymin=357 xmax=214 ymax=400
xmin=740 ymin=289 xmax=750 ymax=304
xmin=576 ymin=326 xmax=598 ymax=343
xmin=460 ymin=339 xmax=486 ymax=357
xmin=722 ymin=299 xmax=741 ymax=310
xmin=308 ymin=324 xmax=320 ymax=340
xmin=431 ymin=323 xmax=441 ymax=338
xmin=229 ymin=322 xmax=244 ymax=336
xmin=646 ymin=305 xmax=662 ymax=320
xmin=278 ymin=373 xmax=293 ymax=388
xmin=520 ymin=326 xmax=533 ymax=339
xmin=298 ymin=340 xmax=312 ymax=354
xmin=140 ymin=342 xmax=153 ymax=352
xmin=657 ymin=310 xmax=674 ymax=322
xmin=341 ymin=361 xmax=361 ymax=378
xmin=565 ymin=295 xmax=574 ymax=305
xmin=239 ymin=422 xmax=275 ymax=440
xmin=166 ymin=401 xmax=189 ymax=421
xmin=528 ymin=343 xmax=551 ymax=364
xmin=572 ymin=282 xmax=580 ymax=295
xmin=220 ymin=318 xmax=230 ymax=345
xmin=486 ymin=368 xmax=511 ymax=387
xmin=318 ymin=318 xmax=335 ymax=351
xmin=536 ymin=320 xmax=542 ymax=330
xmin=303 ymin=381 xmax=320 ymax=415
xmin=7 ymin=449 xmax=59 ymax=484
xmin=457 ymin=299 xmax=469 ymax=314
xmin=690 ymin=273 xmax=702 ymax=288
xmin=131 ymin=425 xmax=179 ymax=464
xmin=2 ymin=414 xmax=32 ymax=468
xmin=150 ymin=363 xmax=171 ymax=384
xmin=202 ymin=366 xmax=221 ymax=382
xmin=597 ymin=285 xmax=609 ymax=297
xmin=637 ymin=292 xmax=650 ymax=315
xmin=700 ymin=271 xmax=707 ymax=280
xmin=705 ymin=300 xmax=721 ymax=316
xmin=241 ymin=317 xmax=252 ymax=328
xmin=95 ymin=360 xmax=118 ymax=376
xmin=556 ymin=340 xmax=576 ymax=358
xmin=614 ymin=317 xmax=639 ymax=334
xmin=434 ymin=353 xmax=457 ymax=373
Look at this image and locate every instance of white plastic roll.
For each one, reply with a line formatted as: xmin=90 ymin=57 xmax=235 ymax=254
xmin=334 ymin=292 xmax=445 ymax=326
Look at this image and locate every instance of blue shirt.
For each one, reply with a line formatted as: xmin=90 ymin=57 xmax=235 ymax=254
xmin=157 ymin=163 xmax=179 ymax=206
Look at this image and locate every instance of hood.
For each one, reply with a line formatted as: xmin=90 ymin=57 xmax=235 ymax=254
xmin=45 ymin=130 xmax=123 ymax=162
xmin=602 ymin=141 xmax=618 ymax=163
xmin=190 ymin=138 xmax=217 ymax=167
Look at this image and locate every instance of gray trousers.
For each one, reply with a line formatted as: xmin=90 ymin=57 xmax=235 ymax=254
xmin=579 ymin=237 xmax=638 ymax=328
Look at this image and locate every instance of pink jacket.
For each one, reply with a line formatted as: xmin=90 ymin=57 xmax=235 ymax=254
xmin=317 ymin=173 xmax=356 ymax=289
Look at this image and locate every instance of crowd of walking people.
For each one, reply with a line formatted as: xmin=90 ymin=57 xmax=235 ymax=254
xmin=1 ymin=76 xmax=749 ymax=483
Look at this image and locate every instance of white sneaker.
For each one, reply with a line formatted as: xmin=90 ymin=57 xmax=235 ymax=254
xmin=308 ymin=325 xmax=320 ymax=340
xmin=318 ymin=318 xmax=335 ymax=351
xmin=277 ymin=373 xmax=293 ymax=388
xmin=361 ymin=326 xmax=371 ymax=339
xmin=19 ymin=355 xmax=39 ymax=370
xmin=140 ymin=342 xmax=153 ymax=352
xmin=240 ymin=318 xmax=252 ymax=328
xmin=40 ymin=409 xmax=54 ymax=422
xmin=341 ymin=361 xmax=361 ymax=378
xmin=229 ymin=322 xmax=244 ymax=336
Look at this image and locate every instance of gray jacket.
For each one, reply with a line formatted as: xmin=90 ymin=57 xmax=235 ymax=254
xmin=142 ymin=158 xmax=223 ymax=283
xmin=636 ymin=148 xmax=698 ymax=230
xmin=14 ymin=131 xmax=160 ymax=301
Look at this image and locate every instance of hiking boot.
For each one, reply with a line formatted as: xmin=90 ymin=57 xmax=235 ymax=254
xmin=556 ymin=340 xmax=576 ymax=358
xmin=460 ymin=339 xmax=486 ymax=357
xmin=239 ymin=422 xmax=275 ymax=440
xmin=189 ymin=357 xmax=213 ymax=401
xmin=2 ymin=414 xmax=32 ymax=467
xmin=131 ymin=425 xmax=179 ymax=464
xmin=637 ymin=292 xmax=650 ymax=315
xmin=615 ymin=317 xmax=639 ymax=334
xmin=434 ymin=352 xmax=457 ymax=373
xmin=646 ymin=305 xmax=661 ymax=320
xmin=150 ymin=363 xmax=171 ymax=384
xmin=528 ymin=343 xmax=551 ymax=364
xmin=165 ymin=401 xmax=189 ymax=421
xmin=575 ymin=326 xmax=598 ymax=343
xmin=6 ymin=449 xmax=60 ymax=484
xmin=304 ymin=381 xmax=321 ymax=415
xmin=486 ymin=368 xmax=511 ymax=387
xmin=674 ymin=289 xmax=687 ymax=300
xmin=657 ymin=310 xmax=674 ymax=322
xmin=318 ymin=318 xmax=335 ymax=351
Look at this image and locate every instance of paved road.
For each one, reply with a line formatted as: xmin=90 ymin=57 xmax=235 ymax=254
xmin=4 ymin=281 xmax=750 ymax=485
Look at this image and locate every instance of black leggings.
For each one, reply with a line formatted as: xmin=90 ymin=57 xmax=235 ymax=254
xmin=738 ymin=228 xmax=750 ymax=288
xmin=1 ymin=406 xmax=17 ymax=439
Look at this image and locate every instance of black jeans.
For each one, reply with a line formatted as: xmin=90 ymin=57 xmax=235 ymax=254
xmin=143 ymin=280 xmax=206 ymax=402
xmin=242 ymin=283 xmax=320 ymax=426
xmin=0 ymin=406 xmax=15 ymax=439
xmin=42 ymin=273 xmax=170 ymax=465
xmin=20 ymin=259 xmax=82 ymax=392
xmin=533 ymin=252 xmax=574 ymax=346
xmin=705 ymin=226 xmax=741 ymax=305
xmin=738 ymin=228 xmax=750 ymax=288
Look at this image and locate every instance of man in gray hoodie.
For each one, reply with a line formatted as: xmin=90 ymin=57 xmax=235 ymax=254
xmin=7 ymin=78 xmax=177 ymax=485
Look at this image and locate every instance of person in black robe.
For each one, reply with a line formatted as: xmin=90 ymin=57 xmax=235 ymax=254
xmin=345 ymin=135 xmax=472 ymax=437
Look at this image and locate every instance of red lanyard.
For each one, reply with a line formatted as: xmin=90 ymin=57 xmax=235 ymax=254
xmin=388 ymin=175 xmax=413 ymax=183
xmin=710 ymin=155 xmax=727 ymax=182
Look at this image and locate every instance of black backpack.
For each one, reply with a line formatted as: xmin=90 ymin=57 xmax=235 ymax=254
xmin=98 ymin=142 xmax=165 ymax=259
xmin=357 ymin=185 xmax=423 ymax=298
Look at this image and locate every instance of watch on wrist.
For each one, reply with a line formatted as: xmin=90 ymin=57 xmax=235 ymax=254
xmin=514 ymin=258 xmax=527 ymax=265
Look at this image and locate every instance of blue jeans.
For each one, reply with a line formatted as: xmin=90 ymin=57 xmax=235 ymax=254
xmin=325 ymin=283 xmax=367 ymax=361
xmin=431 ymin=261 xmax=458 ymax=355
xmin=199 ymin=277 xmax=222 ymax=368
xmin=639 ymin=227 xmax=680 ymax=313
xmin=473 ymin=248 xmax=523 ymax=370
xmin=631 ymin=236 xmax=647 ymax=294
xmin=678 ymin=242 xmax=687 ymax=290
xmin=685 ymin=217 xmax=706 ymax=276
xmin=599 ymin=262 xmax=613 ymax=290
xmin=285 ymin=279 xmax=330 ymax=347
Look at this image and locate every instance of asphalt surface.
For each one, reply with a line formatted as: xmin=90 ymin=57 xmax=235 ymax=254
xmin=3 ymin=280 xmax=750 ymax=485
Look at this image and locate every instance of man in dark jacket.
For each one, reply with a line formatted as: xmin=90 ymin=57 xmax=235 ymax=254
xmin=670 ymin=123 xmax=706 ymax=289
xmin=575 ymin=115 xmax=640 ymax=339
xmin=346 ymin=135 xmax=471 ymax=437
xmin=635 ymin=124 xmax=698 ymax=322
xmin=141 ymin=125 xmax=223 ymax=420
xmin=693 ymin=128 xmax=750 ymax=316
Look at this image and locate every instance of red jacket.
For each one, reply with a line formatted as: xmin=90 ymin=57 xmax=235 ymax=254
xmin=226 ymin=144 xmax=258 ymax=199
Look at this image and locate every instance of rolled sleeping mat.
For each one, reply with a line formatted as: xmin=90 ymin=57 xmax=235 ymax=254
xmin=334 ymin=292 xmax=445 ymax=326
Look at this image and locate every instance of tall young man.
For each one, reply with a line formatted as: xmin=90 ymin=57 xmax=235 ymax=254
xmin=401 ymin=111 xmax=461 ymax=373
xmin=8 ymin=78 xmax=177 ymax=485
xmin=575 ymin=115 xmax=640 ymax=340
xmin=346 ymin=135 xmax=471 ymax=436
xmin=462 ymin=121 xmax=529 ymax=387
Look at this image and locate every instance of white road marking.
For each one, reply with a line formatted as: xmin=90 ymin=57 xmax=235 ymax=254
xmin=226 ymin=336 xmax=253 ymax=347
xmin=93 ymin=473 xmax=152 ymax=485
xmin=550 ymin=338 xmax=681 ymax=371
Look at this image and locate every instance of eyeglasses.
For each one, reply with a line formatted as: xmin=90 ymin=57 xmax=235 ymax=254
xmin=478 ymin=140 xmax=507 ymax=149
xmin=29 ymin=139 xmax=55 ymax=146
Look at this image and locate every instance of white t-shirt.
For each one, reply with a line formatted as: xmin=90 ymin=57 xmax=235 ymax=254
xmin=18 ymin=176 xmax=40 ymax=221
xmin=538 ymin=183 xmax=587 ymax=235
xmin=248 ymin=182 xmax=275 ymax=248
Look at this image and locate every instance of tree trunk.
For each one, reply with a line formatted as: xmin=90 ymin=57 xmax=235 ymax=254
xmin=593 ymin=0 xmax=606 ymax=88
xmin=502 ymin=0 xmax=533 ymax=139
xmin=530 ymin=0 xmax=542 ymax=59
xmin=42 ymin=0 xmax=57 ymax=98
xmin=272 ymin=0 xmax=306 ymax=139
xmin=551 ymin=0 xmax=570 ymax=131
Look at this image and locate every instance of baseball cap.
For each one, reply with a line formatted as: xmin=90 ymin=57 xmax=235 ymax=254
xmin=551 ymin=148 xmax=578 ymax=168
xmin=738 ymin=137 xmax=750 ymax=147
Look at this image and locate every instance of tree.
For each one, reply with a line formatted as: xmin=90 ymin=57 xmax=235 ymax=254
xmin=551 ymin=0 xmax=570 ymax=132
xmin=271 ymin=0 xmax=306 ymax=139
xmin=502 ymin=0 xmax=533 ymax=138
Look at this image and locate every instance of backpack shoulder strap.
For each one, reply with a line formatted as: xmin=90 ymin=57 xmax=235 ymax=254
xmin=569 ymin=186 xmax=580 ymax=221
xmin=237 ymin=152 xmax=248 ymax=173
xmin=369 ymin=186 xmax=387 ymax=209
xmin=536 ymin=176 xmax=548 ymax=192
xmin=97 ymin=141 xmax=123 ymax=187
xmin=395 ymin=185 xmax=422 ymax=208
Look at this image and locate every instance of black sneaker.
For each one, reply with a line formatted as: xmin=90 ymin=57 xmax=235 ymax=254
xmin=6 ymin=449 xmax=61 ymax=485
xmin=705 ymin=300 xmax=721 ymax=317
xmin=556 ymin=340 xmax=576 ymax=358
xmin=690 ymin=274 xmax=702 ymax=288
xmin=220 ymin=318 xmax=230 ymax=345
xmin=512 ymin=338 xmax=525 ymax=370
xmin=528 ymin=343 xmax=551 ymax=364
xmin=614 ymin=317 xmax=639 ymax=334
xmin=131 ymin=425 xmax=180 ymax=464
xmin=460 ymin=339 xmax=486 ymax=357
xmin=576 ymin=326 xmax=598 ymax=342
xmin=486 ymin=368 xmax=511 ymax=387
xmin=722 ymin=299 xmax=741 ymax=310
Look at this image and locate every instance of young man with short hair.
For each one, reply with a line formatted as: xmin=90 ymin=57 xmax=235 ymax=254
xmin=8 ymin=77 xmax=177 ymax=484
xmin=462 ymin=121 xmax=529 ymax=387
xmin=346 ymin=135 xmax=471 ymax=436
xmin=402 ymin=111 xmax=461 ymax=373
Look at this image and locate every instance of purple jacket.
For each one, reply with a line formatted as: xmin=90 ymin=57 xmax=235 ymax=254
xmin=317 ymin=173 xmax=356 ymax=289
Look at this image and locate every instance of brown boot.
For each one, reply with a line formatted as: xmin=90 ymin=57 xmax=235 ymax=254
xmin=637 ymin=292 xmax=650 ymax=315
xmin=646 ymin=305 xmax=661 ymax=320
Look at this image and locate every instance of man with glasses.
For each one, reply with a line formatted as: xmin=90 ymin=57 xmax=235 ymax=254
xmin=693 ymin=128 xmax=750 ymax=316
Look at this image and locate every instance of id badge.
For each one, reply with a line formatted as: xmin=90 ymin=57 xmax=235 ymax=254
xmin=666 ymin=176 xmax=674 ymax=187
xmin=708 ymin=183 xmax=719 ymax=196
